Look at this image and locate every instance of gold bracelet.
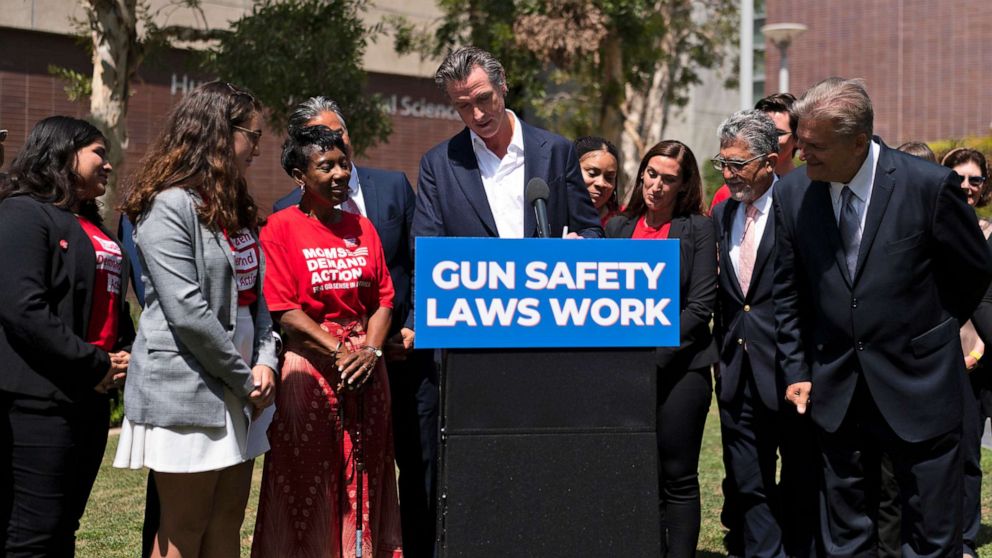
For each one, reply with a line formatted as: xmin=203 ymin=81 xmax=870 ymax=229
xmin=970 ymin=350 xmax=983 ymax=361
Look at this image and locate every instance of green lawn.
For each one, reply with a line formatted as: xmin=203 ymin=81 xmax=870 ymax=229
xmin=77 ymin=399 xmax=992 ymax=556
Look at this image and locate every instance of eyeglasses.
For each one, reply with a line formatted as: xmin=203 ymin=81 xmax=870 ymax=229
xmin=776 ymin=130 xmax=792 ymax=138
xmin=225 ymin=82 xmax=256 ymax=104
xmin=232 ymin=125 xmax=262 ymax=148
xmin=960 ymin=175 xmax=988 ymax=188
xmin=711 ymin=153 xmax=767 ymax=174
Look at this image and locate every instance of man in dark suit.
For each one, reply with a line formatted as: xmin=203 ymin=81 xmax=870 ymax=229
xmin=272 ymin=98 xmax=438 ymax=558
xmin=409 ymin=46 xmax=602 ymax=332
xmin=713 ymin=109 xmax=817 ymax=558
xmin=774 ymin=77 xmax=992 ymax=556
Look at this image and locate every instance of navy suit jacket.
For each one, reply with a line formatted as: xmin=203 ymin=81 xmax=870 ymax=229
xmin=273 ymin=166 xmax=415 ymax=334
xmin=410 ymin=120 xmax=603 ymax=329
xmin=773 ymin=140 xmax=992 ymax=442
xmin=713 ymin=197 xmax=782 ymax=411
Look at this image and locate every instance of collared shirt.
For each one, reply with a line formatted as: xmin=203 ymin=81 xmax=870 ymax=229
xmin=339 ymin=162 xmax=367 ymax=217
xmin=829 ymin=140 xmax=881 ymax=231
xmin=729 ymin=177 xmax=777 ymax=278
xmin=470 ymin=110 xmax=526 ymax=238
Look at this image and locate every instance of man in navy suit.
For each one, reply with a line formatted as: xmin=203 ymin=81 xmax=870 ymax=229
xmin=774 ymin=77 xmax=992 ymax=556
xmin=273 ymin=98 xmax=438 ymax=558
xmin=712 ymin=109 xmax=816 ymax=558
xmin=408 ymin=46 xmax=602 ymax=332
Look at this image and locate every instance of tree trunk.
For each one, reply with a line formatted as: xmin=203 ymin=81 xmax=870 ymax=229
xmin=85 ymin=0 xmax=138 ymax=229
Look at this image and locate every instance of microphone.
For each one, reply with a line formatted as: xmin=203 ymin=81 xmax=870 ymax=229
xmin=525 ymin=177 xmax=551 ymax=238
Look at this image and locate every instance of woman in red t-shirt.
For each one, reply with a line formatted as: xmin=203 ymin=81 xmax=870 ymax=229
xmin=604 ymin=140 xmax=717 ymax=557
xmin=253 ymin=125 xmax=403 ymax=558
xmin=0 ymin=116 xmax=135 ymax=553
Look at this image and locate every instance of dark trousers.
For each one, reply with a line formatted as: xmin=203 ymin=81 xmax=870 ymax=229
xmin=818 ymin=379 xmax=962 ymax=558
xmin=719 ymin=368 xmax=818 ymax=558
xmin=658 ymin=366 xmax=712 ymax=558
xmin=962 ymin=373 xmax=988 ymax=558
xmin=387 ymin=350 xmax=439 ymax=558
xmin=0 ymin=391 xmax=109 ymax=557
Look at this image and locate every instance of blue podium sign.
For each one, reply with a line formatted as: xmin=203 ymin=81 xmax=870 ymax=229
xmin=414 ymin=238 xmax=680 ymax=348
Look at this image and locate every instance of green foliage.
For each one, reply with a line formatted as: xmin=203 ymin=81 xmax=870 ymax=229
xmin=48 ymin=65 xmax=93 ymax=101
xmin=390 ymin=0 xmax=737 ymax=140
xmin=202 ymin=0 xmax=391 ymax=156
xmin=929 ymin=136 xmax=992 ymax=162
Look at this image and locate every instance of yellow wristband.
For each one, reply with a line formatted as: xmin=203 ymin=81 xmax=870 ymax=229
xmin=970 ymin=350 xmax=983 ymax=361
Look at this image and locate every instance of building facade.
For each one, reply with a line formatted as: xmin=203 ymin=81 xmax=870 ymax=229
xmin=0 ymin=0 xmax=462 ymax=214
xmin=762 ymin=0 xmax=992 ymax=145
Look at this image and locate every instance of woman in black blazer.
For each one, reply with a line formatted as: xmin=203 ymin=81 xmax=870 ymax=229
xmin=0 ymin=116 xmax=134 ymax=556
xmin=606 ymin=140 xmax=717 ymax=557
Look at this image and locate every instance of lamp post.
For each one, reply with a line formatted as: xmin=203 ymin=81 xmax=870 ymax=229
xmin=761 ymin=23 xmax=807 ymax=93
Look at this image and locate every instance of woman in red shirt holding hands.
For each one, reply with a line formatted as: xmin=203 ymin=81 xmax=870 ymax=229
xmin=252 ymin=125 xmax=403 ymax=558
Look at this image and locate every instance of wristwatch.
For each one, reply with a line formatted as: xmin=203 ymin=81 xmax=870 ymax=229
xmin=364 ymin=345 xmax=383 ymax=358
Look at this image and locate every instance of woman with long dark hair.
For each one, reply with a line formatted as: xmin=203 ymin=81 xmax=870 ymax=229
xmin=605 ymin=140 xmax=717 ymax=557
xmin=0 ymin=116 xmax=134 ymax=555
xmin=113 ymin=81 xmax=278 ymax=558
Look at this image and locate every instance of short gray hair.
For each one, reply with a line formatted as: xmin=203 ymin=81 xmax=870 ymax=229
xmin=718 ymin=109 xmax=779 ymax=157
xmin=792 ymin=77 xmax=873 ymax=138
xmin=434 ymin=46 xmax=506 ymax=95
xmin=288 ymin=96 xmax=348 ymax=135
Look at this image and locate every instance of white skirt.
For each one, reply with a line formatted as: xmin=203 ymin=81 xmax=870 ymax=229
xmin=113 ymin=305 xmax=273 ymax=473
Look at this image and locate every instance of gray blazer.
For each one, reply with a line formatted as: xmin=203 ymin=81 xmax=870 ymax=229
xmin=124 ymin=188 xmax=279 ymax=427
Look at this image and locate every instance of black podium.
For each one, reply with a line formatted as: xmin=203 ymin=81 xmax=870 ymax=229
xmin=437 ymin=348 xmax=661 ymax=557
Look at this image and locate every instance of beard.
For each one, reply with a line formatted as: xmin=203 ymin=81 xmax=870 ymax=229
xmin=728 ymin=183 xmax=755 ymax=204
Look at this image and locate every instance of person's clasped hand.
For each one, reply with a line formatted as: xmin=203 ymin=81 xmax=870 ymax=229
xmin=95 ymin=350 xmax=130 ymax=393
xmin=337 ymin=345 xmax=379 ymax=391
xmin=248 ymin=365 xmax=277 ymax=418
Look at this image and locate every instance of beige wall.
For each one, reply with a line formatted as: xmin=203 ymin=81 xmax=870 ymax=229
xmin=0 ymin=0 xmax=443 ymax=78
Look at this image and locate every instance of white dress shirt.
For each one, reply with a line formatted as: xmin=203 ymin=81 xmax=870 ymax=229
xmin=829 ymin=140 xmax=881 ymax=230
xmin=729 ymin=178 xmax=776 ymax=279
xmin=339 ymin=162 xmax=367 ymax=217
xmin=470 ymin=110 xmax=526 ymax=238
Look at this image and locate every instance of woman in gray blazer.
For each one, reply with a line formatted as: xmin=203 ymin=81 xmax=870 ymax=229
xmin=114 ymin=82 xmax=277 ymax=558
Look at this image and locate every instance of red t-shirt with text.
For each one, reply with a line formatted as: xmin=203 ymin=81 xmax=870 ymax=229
xmin=77 ymin=216 xmax=122 ymax=351
xmin=631 ymin=215 xmax=672 ymax=240
xmin=226 ymin=227 xmax=259 ymax=307
xmin=260 ymin=207 xmax=394 ymax=322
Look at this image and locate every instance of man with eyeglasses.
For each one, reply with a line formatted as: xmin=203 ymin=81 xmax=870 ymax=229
xmin=710 ymin=93 xmax=799 ymax=212
xmin=711 ymin=109 xmax=817 ymax=558
xmin=774 ymin=77 xmax=992 ymax=556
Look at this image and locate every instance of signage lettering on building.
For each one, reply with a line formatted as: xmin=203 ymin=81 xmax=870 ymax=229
xmin=380 ymin=94 xmax=461 ymax=121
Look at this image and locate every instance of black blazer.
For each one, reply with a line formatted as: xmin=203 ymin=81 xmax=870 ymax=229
xmin=713 ymin=198 xmax=782 ymax=410
xmin=606 ymin=213 xmax=718 ymax=371
xmin=273 ymin=166 xmax=416 ymax=335
xmin=773 ymin=141 xmax=992 ymax=442
xmin=0 ymin=195 xmax=135 ymax=402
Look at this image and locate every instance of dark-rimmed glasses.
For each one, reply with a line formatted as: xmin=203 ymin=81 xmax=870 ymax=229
xmin=712 ymin=153 xmax=767 ymax=174
xmin=232 ymin=125 xmax=262 ymax=149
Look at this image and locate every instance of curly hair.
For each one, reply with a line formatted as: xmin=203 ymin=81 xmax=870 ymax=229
xmin=280 ymin=125 xmax=349 ymax=178
xmin=120 ymin=81 xmax=261 ymax=231
xmin=623 ymin=140 xmax=705 ymax=219
xmin=0 ymin=116 xmax=106 ymax=224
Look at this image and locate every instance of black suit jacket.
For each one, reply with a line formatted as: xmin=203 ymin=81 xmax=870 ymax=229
xmin=606 ymin=213 xmax=718 ymax=371
xmin=713 ymin=197 xmax=782 ymax=410
xmin=773 ymin=140 xmax=992 ymax=442
xmin=273 ymin=166 xmax=415 ymax=334
xmin=409 ymin=119 xmax=603 ymax=329
xmin=0 ymin=195 xmax=135 ymax=402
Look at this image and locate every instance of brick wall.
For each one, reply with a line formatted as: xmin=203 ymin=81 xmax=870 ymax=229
xmin=765 ymin=0 xmax=992 ymax=145
xmin=0 ymin=28 xmax=463 ymax=218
